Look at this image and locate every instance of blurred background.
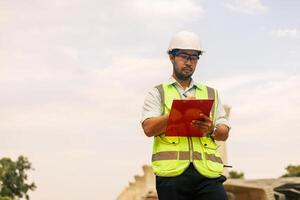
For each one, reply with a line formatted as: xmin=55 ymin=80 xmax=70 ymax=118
xmin=1 ymin=0 xmax=299 ymax=199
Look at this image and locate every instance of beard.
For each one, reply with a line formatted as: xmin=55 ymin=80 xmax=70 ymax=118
xmin=173 ymin=64 xmax=194 ymax=81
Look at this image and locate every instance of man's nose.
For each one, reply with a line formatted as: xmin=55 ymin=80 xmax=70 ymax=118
xmin=185 ymin=59 xmax=192 ymax=66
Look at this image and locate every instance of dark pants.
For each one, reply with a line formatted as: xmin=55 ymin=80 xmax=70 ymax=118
xmin=156 ymin=164 xmax=228 ymax=200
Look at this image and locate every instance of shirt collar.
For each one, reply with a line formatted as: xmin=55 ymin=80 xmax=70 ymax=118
xmin=167 ymin=76 xmax=202 ymax=90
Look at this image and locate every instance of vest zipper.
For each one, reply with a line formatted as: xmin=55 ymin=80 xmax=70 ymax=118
xmin=188 ymin=137 xmax=193 ymax=162
xmin=180 ymin=89 xmax=194 ymax=163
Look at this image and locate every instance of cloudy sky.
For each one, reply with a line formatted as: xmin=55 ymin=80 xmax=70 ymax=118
xmin=1 ymin=0 xmax=300 ymax=199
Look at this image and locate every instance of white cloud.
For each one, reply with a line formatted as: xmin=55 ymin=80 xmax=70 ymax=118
xmin=207 ymin=72 xmax=285 ymax=92
xmin=223 ymin=0 xmax=267 ymax=14
xmin=133 ymin=0 xmax=204 ymax=19
xmin=271 ymin=29 xmax=300 ymax=39
xmin=56 ymin=46 xmax=79 ymax=61
xmin=212 ymin=72 xmax=300 ymax=178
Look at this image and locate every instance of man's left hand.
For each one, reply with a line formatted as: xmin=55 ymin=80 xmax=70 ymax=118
xmin=191 ymin=113 xmax=214 ymax=137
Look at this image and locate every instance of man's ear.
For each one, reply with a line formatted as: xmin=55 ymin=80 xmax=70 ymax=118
xmin=169 ymin=54 xmax=175 ymax=64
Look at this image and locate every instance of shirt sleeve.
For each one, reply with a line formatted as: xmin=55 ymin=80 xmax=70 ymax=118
xmin=214 ymin=91 xmax=231 ymax=128
xmin=141 ymin=87 xmax=163 ymax=124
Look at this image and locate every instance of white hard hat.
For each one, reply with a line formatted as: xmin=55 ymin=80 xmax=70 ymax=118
xmin=167 ymin=31 xmax=204 ymax=54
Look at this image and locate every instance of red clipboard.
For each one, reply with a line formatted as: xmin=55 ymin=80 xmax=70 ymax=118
xmin=165 ymin=99 xmax=214 ymax=137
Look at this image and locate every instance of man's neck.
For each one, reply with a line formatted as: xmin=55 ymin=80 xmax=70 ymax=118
xmin=172 ymin=75 xmax=191 ymax=90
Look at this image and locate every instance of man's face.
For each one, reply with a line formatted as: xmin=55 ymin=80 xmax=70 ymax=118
xmin=170 ymin=49 xmax=199 ymax=81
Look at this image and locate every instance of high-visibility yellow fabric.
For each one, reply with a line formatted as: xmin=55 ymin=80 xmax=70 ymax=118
xmin=152 ymin=83 xmax=224 ymax=178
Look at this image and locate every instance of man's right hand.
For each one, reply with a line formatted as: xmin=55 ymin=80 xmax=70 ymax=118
xmin=142 ymin=113 xmax=170 ymax=137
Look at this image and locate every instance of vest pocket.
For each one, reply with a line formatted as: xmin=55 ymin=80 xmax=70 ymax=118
xmin=152 ymin=136 xmax=183 ymax=174
xmin=199 ymin=137 xmax=224 ymax=173
xmin=200 ymin=137 xmax=218 ymax=151
xmin=158 ymin=134 xmax=179 ymax=145
xmin=153 ymin=135 xmax=180 ymax=154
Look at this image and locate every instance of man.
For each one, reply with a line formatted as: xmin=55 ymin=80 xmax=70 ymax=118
xmin=141 ymin=31 xmax=230 ymax=200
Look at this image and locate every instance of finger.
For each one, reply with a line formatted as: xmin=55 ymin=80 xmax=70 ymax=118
xmin=192 ymin=120 xmax=212 ymax=128
xmin=191 ymin=123 xmax=210 ymax=130
xmin=191 ymin=124 xmax=210 ymax=135
xmin=191 ymin=122 xmax=209 ymax=129
xmin=199 ymin=114 xmax=211 ymax=122
xmin=192 ymin=125 xmax=210 ymax=132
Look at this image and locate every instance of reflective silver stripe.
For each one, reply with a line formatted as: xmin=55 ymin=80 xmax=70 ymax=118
xmin=207 ymin=86 xmax=215 ymax=121
xmin=152 ymin=151 xmax=177 ymax=161
xmin=179 ymin=151 xmax=190 ymax=160
xmin=193 ymin=152 xmax=202 ymax=160
xmin=152 ymin=151 xmax=222 ymax=164
xmin=152 ymin=151 xmax=190 ymax=161
xmin=205 ymin=153 xmax=223 ymax=164
xmin=155 ymin=84 xmax=165 ymax=113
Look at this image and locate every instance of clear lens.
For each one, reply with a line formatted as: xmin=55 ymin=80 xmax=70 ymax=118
xmin=176 ymin=53 xmax=199 ymax=63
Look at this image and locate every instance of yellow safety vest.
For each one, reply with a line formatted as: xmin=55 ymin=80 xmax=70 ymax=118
xmin=152 ymin=83 xmax=224 ymax=178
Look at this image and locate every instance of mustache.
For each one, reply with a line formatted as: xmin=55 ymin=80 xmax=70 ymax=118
xmin=183 ymin=67 xmax=193 ymax=71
